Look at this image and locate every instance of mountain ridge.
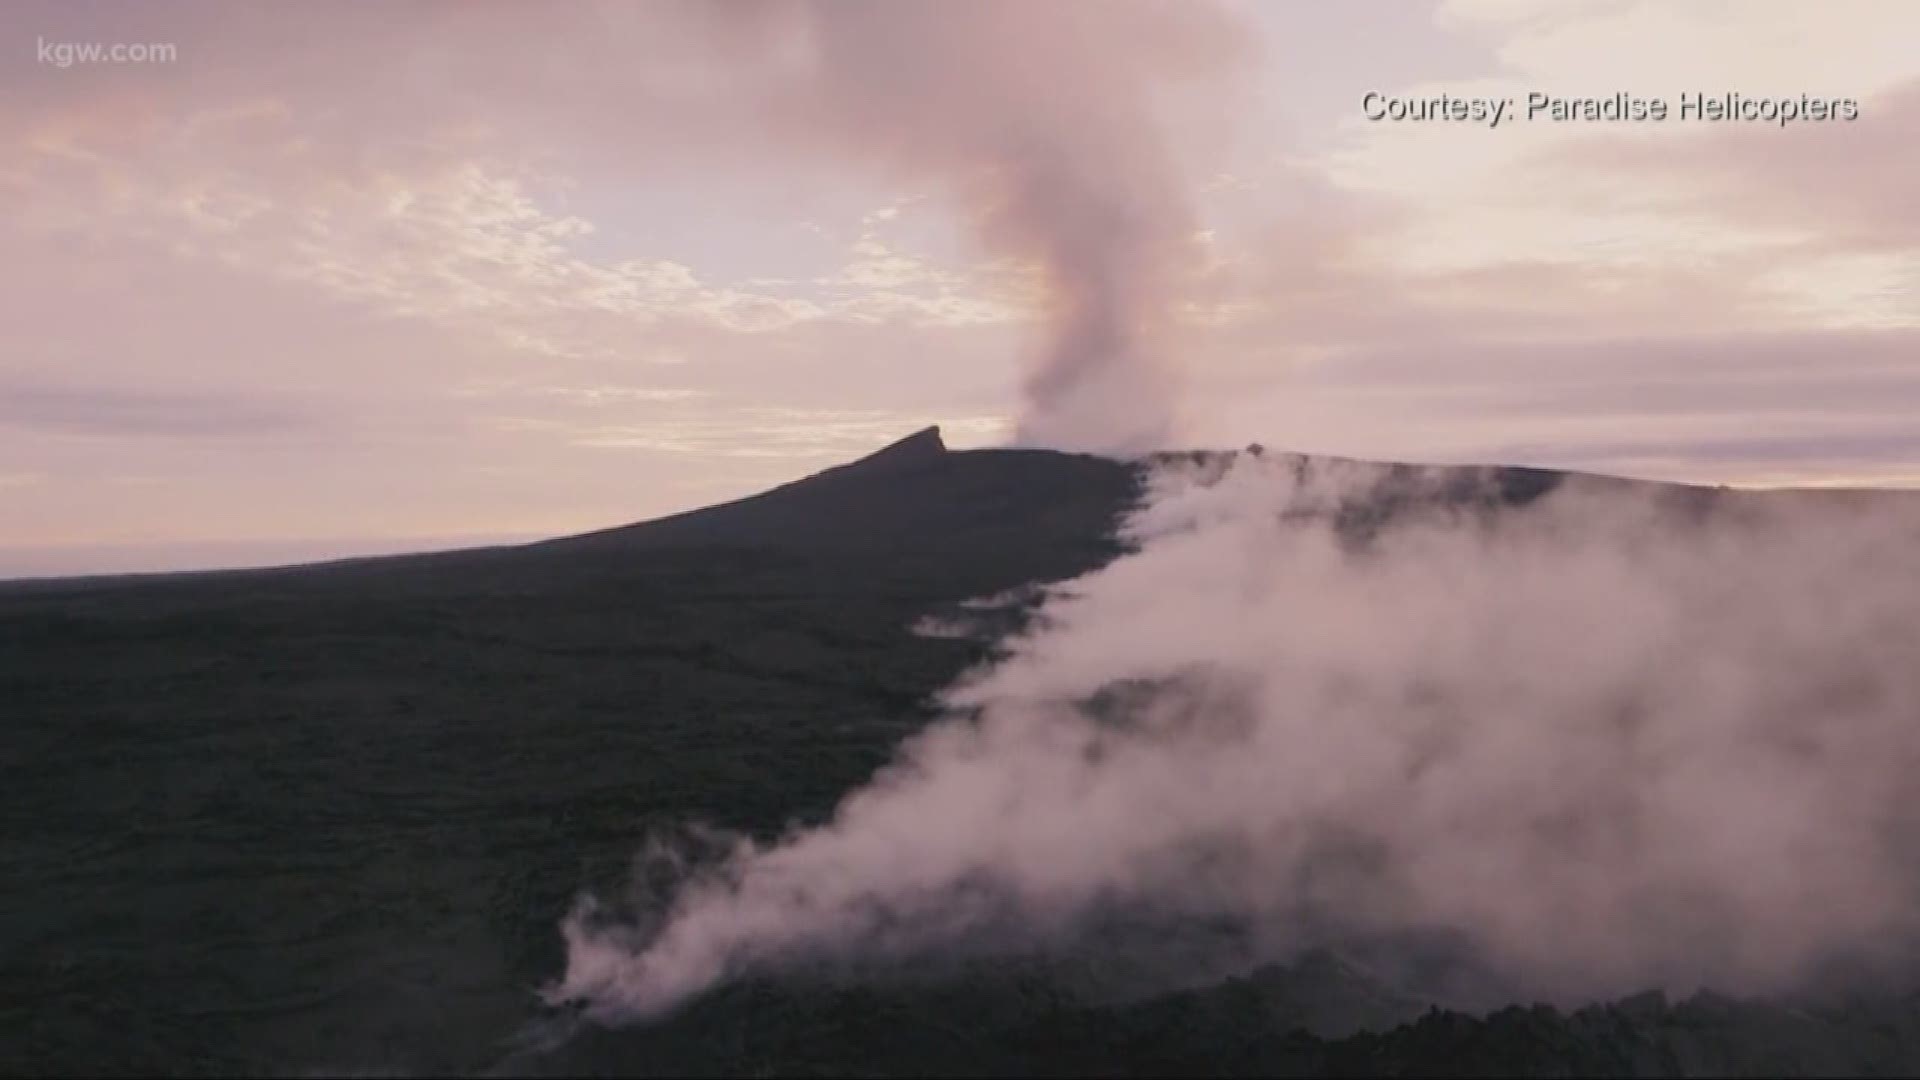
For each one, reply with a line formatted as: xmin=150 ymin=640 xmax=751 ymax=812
xmin=11 ymin=432 xmax=1913 ymax=589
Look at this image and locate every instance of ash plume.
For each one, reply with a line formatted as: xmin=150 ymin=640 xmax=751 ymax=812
xmin=551 ymin=455 xmax=1920 ymax=1020
xmin=667 ymin=0 xmax=1246 ymax=452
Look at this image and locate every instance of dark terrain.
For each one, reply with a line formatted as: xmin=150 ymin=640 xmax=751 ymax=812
xmin=6 ymin=427 xmax=1920 ymax=1077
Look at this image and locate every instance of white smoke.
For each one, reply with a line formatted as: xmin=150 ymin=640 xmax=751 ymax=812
xmin=551 ymin=453 xmax=1920 ymax=1020
xmin=639 ymin=0 xmax=1248 ymax=454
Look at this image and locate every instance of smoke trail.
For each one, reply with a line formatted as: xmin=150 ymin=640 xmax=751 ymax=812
xmin=668 ymin=0 xmax=1246 ymax=452
xmin=551 ymin=454 xmax=1920 ymax=1021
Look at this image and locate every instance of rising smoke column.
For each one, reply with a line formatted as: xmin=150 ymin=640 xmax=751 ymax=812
xmin=670 ymin=0 xmax=1247 ymax=452
xmin=552 ymin=457 xmax=1920 ymax=1020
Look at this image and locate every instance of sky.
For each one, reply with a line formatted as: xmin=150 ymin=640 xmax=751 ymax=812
xmin=3 ymin=0 xmax=1918 ymax=576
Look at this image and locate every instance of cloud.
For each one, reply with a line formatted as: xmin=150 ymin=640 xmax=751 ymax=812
xmin=0 ymin=382 xmax=314 ymax=438
xmin=537 ymin=387 xmax=710 ymax=406
xmin=535 ymin=408 xmax=1009 ymax=458
xmin=1555 ymin=77 xmax=1920 ymax=258
xmin=1309 ymin=2 xmax=1920 ymax=307
xmin=1178 ymin=326 xmax=1920 ymax=488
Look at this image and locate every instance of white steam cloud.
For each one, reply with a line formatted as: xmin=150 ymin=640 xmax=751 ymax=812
xmin=552 ymin=455 xmax=1920 ymax=1020
xmin=658 ymin=0 xmax=1246 ymax=453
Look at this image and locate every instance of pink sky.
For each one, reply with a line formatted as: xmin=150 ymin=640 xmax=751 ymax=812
xmin=4 ymin=0 xmax=1918 ymax=575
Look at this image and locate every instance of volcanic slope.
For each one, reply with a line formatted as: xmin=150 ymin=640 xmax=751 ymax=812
xmin=7 ymin=427 xmax=1918 ymax=1077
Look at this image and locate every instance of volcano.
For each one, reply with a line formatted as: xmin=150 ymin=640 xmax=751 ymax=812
xmin=6 ymin=432 xmax=1920 ymax=1077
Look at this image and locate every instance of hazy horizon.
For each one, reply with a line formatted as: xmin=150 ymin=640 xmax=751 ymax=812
xmin=4 ymin=430 xmax=1912 ymax=581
